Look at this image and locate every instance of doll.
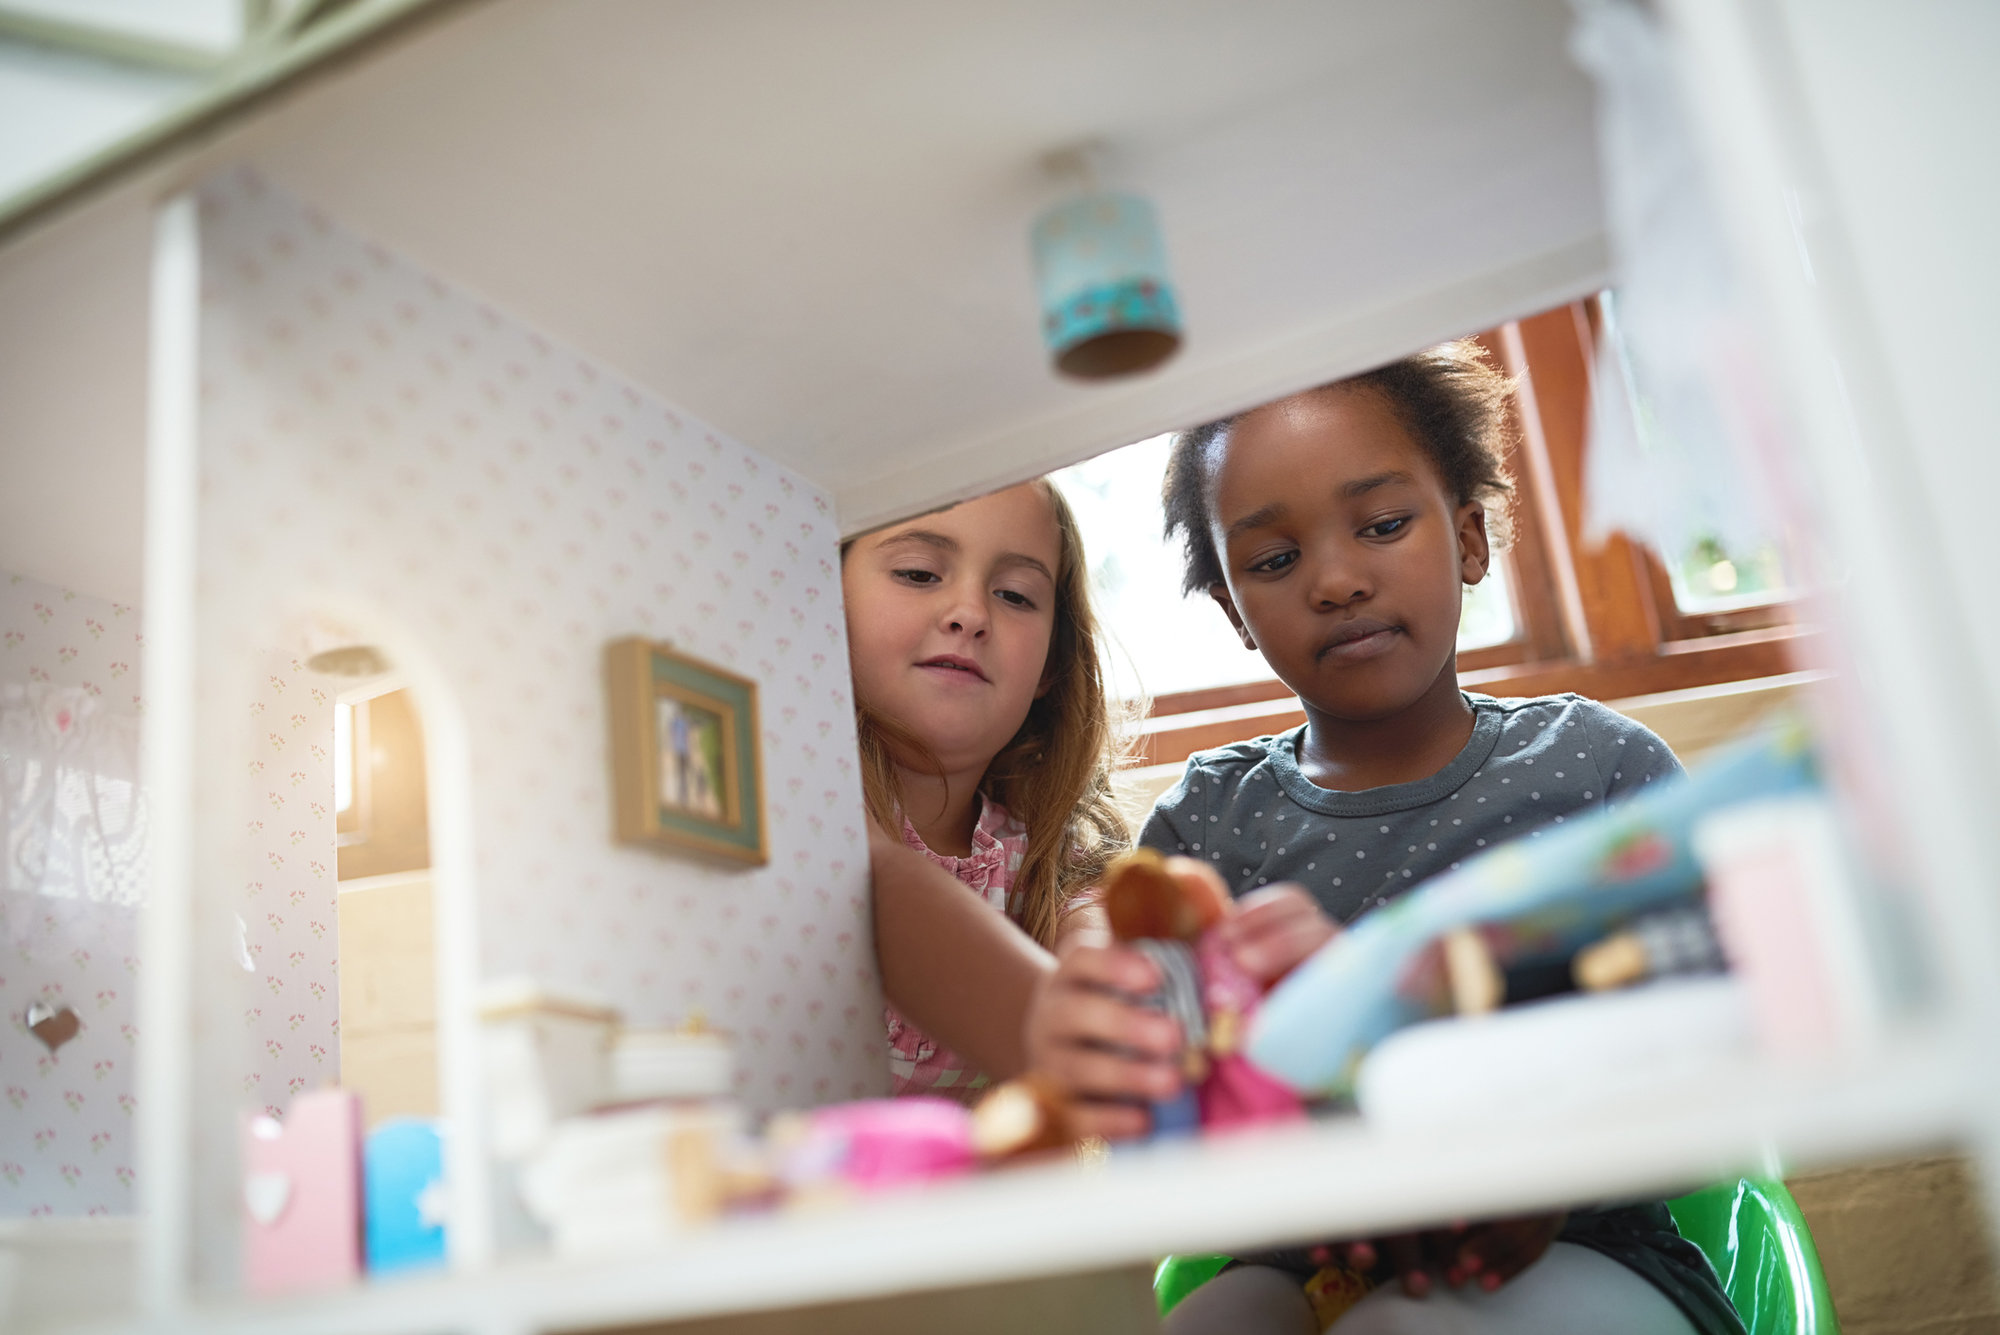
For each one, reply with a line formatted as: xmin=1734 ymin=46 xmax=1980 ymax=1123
xmin=1098 ymin=850 xmax=1304 ymax=1135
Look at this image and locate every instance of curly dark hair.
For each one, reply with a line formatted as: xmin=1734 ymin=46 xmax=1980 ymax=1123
xmin=1162 ymin=338 xmax=1516 ymax=596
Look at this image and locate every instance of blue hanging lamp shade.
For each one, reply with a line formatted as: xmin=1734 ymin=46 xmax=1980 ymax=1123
xmin=1031 ymin=189 xmax=1183 ymax=379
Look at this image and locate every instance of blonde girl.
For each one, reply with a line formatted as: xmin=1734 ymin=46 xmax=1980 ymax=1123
xmin=843 ymin=478 xmax=1129 ymax=1098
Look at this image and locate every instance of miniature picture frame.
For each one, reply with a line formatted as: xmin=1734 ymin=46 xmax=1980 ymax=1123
xmin=606 ymin=637 xmax=768 ymax=865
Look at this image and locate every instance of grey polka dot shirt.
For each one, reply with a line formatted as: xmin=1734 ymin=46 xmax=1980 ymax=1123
xmin=1140 ymin=693 xmax=1684 ymax=925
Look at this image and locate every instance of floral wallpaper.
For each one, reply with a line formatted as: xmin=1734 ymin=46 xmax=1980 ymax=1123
xmin=235 ymin=652 xmax=341 ymax=1118
xmin=0 ymin=572 xmax=340 ymax=1219
xmin=0 ymin=573 xmax=145 ymax=1217
xmin=187 ymin=169 xmax=881 ymax=1279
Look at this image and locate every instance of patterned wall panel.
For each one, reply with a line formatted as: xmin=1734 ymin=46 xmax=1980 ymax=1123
xmin=0 ymin=573 xmax=341 ymax=1218
xmin=0 ymin=574 xmax=146 ymax=1217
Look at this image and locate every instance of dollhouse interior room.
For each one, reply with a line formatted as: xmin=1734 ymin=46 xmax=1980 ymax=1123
xmin=1 ymin=2 xmax=1998 ymax=1333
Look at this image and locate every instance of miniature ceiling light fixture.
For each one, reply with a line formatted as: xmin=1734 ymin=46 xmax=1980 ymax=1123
xmin=300 ymin=617 xmax=391 ymax=678
xmin=1030 ymin=142 xmax=1183 ymax=379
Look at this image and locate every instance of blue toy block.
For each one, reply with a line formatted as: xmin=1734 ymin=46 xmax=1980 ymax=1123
xmin=364 ymin=1117 xmax=448 ymax=1274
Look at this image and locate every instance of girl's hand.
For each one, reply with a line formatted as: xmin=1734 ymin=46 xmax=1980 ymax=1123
xmin=1024 ymin=938 xmax=1183 ymax=1142
xmin=1323 ymin=1212 xmax=1569 ymax=1296
xmin=1216 ymin=884 xmax=1338 ymax=985
xmin=1440 ymin=1213 xmax=1568 ymax=1291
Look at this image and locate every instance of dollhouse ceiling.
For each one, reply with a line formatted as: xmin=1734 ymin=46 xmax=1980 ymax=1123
xmin=0 ymin=0 xmax=1606 ymax=606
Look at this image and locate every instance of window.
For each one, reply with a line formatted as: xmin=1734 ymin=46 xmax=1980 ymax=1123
xmin=334 ymin=686 xmax=428 ymax=879
xmin=1057 ymin=297 xmax=1810 ymax=770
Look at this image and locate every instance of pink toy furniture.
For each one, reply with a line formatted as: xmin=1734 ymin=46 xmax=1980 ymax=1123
xmin=240 ymin=1089 xmax=365 ymax=1296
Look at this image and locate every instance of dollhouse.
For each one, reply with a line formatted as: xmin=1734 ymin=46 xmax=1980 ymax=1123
xmin=1 ymin=2 xmax=1997 ymax=1333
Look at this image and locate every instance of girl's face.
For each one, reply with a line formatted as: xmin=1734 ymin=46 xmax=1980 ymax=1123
xmin=1205 ymin=387 xmax=1488 ymax=723
xmin=842 ymin=483 xmax=1063 ymax=778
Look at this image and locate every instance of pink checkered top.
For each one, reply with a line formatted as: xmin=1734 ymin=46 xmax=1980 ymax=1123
xmin=884 ymin=797 xmax=1030 ymax=1102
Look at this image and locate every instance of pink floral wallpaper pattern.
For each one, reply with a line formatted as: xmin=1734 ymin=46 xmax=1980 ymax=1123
xmin=0 ymin=572 xmax=341 ymax=1219
xmin=235 ymin=652 xmax=341 ymax=1119
xmin=0 ymin=573 xmax=145 ymax=1217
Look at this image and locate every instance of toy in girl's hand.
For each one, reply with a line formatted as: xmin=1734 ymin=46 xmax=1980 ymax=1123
xmin=1248 ymin=716 xmax=1819 ymax=1098
xmin=1099 ymin=849 xmax=1304 ymax=1136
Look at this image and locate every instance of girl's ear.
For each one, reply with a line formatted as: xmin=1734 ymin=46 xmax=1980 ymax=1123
xmin=1208 ymin=582 xmax=1258 ymax=652
xmin=1456 ymin=501 xmax=1491 ymax=587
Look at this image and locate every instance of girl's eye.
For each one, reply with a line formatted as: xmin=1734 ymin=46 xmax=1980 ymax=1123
xmin=892 ymin=568 xmax=941 ymax=586
xmin=1249 ymin=550 xmax=1298 ymax=575
xmin=995 ymin=588 xmax=1038 ymax=610
xmin=1361 ymin=516 xmax=1410 ymax=539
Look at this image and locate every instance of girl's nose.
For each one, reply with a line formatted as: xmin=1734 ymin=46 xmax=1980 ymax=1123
xmin=1308 ymin=548 xmax=1371 ymax=609
xmin=941 ymin=584 xmax=989 ymax=636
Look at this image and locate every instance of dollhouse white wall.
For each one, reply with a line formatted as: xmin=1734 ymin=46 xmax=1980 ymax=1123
xmin=1 ymin=571 xmax=342 ymax=1219
xmin=180 ymin=169 xmax=884 ymax=1279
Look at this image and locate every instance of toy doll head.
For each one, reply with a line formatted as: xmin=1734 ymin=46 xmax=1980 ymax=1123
xmin=1099 ymin=848 xmax=1231 ymax=942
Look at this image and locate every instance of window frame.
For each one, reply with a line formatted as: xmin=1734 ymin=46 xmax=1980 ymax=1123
xmin=1131 ymin=297 xmax=1812 ymax=769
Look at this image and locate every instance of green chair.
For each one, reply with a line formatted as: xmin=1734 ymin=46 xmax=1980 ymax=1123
xmin=1667 ymin=1177 xmax=1839 ymax=1335
xmin=1156 ymin=1177 xmax=1838 ymax=1334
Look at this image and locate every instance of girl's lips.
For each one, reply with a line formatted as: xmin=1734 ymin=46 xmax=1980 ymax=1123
xmin=1317 ymin=622 xmax=1400 ymax=663
xmin=916 ymin=656 xmax=989 ymax=682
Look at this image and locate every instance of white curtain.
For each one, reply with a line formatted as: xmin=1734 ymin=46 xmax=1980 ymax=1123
xmin=1568 ymin=0 xmax=1789 ymax=561
xmin=0 ymin=684 xmax=147 ymax=942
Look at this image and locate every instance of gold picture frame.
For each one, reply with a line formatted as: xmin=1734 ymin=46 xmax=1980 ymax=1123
xmin=606 ymin=637 xmax=768 ymax=865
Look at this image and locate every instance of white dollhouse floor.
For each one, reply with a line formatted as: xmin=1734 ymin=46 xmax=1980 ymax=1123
xmin=158 ymin=1026 xmax=1969 ymax=1335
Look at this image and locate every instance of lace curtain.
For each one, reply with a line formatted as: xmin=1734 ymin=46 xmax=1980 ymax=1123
xmin=0 ymin=684 xmax=148 ymax=944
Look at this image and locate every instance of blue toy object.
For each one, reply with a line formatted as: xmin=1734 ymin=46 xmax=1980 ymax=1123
xmin=1247 ymin=718 xmax=1818 ymax=1097
xmin=364 ymin=1117 xmax=448 ymax=1274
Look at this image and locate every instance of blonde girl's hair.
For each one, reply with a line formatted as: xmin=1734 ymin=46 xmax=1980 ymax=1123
xmin=849 ymin=480 xmax=1132 ymax=949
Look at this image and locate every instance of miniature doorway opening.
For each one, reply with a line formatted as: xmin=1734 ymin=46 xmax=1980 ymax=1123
xmin=328 ymin=656 xmax=438 ymax=1130
xmin=219 ymin=615 xmax=454 ymax=1140
xmin=191 ymin=608 xmax=481 ymax=1292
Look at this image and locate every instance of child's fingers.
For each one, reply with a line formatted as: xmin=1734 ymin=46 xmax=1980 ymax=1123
xmin=1221 ymin=887 xmax=1335 ymax=944
xmin=1374 ymin=1234 xmax=1431 ymax=1298
xmin=1046 ymin=988 xmax=1180 ymax=1059
xmin=1054 ymin=942 xmax=1162 ymax=997
xmin=1219 ymin=886 xmax=1314 ymax=942
xmin=1045 ymin=1045 xmax=1181 ymax=1104
xmin=1453 ymin=1214 xmax=1567 ymax=1289
xmin=1228 ymin=926 xmax=1329 ymax=983
xmin=1223 ymin=909 xmax=1338 ymax=984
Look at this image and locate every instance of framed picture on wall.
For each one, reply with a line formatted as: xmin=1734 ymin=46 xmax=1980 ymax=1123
xmin=605 ymin=638 xmax=768 ymax=865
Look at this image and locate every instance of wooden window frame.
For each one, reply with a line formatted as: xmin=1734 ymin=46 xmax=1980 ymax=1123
xmin=1132 ymin=298 xmax=1811 ymax=768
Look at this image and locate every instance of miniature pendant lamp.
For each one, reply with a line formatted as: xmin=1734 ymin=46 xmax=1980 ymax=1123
xmin=1030 ymin=144 xmax=1183 ymax=379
